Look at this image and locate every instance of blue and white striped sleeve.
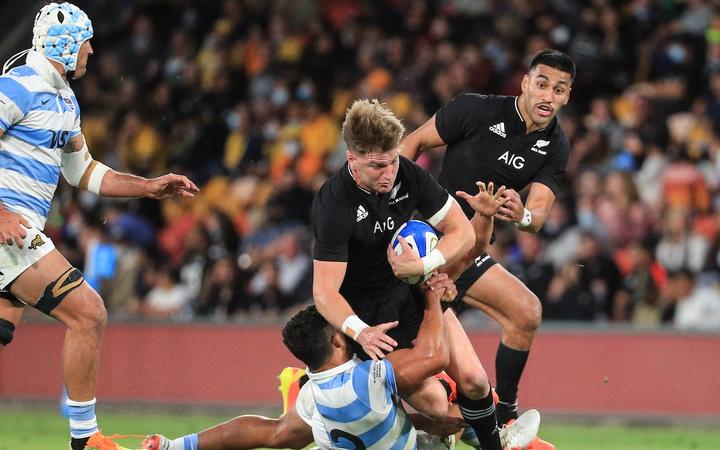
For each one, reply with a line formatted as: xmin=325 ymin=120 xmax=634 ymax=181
xmin=0 ymin=77 xmax=31 ymax=131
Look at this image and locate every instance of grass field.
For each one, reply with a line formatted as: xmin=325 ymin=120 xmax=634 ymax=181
xmin=1 ymin=408 xmax=719 ymax=450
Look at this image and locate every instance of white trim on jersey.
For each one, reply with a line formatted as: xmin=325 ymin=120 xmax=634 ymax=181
xmin=514 ymin=96 xmax=523 ymax=122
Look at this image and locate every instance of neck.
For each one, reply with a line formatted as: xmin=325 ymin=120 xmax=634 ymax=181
xmin=49 ymin=60 xmax=68 ymax=81
xmin=315 ymin=350 xmax=351 ymax=372
xmin=348 ymin=163 xmax=373 ymax=194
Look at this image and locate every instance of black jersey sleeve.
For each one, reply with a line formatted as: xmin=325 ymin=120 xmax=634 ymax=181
xmin=405 ymin=158 xmax=451 ymax=221
xmin=532 ymin=136 xmax=570 ymax=195
xmin=311 ymin=191 xmax=353 ymax=262
xmin=435 ymin=93 xmax=487 ymax=145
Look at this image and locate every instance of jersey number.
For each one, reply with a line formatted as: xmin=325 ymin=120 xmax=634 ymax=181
xmin=50 ymin=130 xmax=69 ymax=149
xmin=330 ymin=429 xmax=366 ymax=450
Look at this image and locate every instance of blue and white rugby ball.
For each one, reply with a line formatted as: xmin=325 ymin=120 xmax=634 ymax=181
xmin=391 ymin=219 xmax=439 ymax=284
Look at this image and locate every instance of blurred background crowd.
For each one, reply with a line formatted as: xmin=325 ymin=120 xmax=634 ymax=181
xmin=8 ymin=0 xmax=720 ymax=330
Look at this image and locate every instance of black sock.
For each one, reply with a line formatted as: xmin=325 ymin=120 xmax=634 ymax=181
xmin=458 ymin=390 xmax=501 ymax=450
xmin=70 ymin=436 xmax=90 ymax=450
xmin=495 ymin=342 xmax=529 ymax=422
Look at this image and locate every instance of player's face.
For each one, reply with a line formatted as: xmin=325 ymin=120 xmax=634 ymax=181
xmin=520 ymin=64 xmax=572 ymax=131
xmin=348 ymin=148 xmax=400 ymax=194
xmin=72 ymin=40 xmax=93 ymax=80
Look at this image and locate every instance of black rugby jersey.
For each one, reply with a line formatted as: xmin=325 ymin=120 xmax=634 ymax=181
xmin=312 ymin=156 xmax=451 ymax=300
xmin=435 ymin=94 xmax=570 ymax=218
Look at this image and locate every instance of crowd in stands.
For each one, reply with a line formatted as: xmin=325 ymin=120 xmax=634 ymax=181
xmin=29 ymin=0 xmax=720 ymax=329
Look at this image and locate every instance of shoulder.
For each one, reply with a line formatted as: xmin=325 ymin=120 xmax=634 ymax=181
xmin=312 ymin=172 xmax=353 ymax=226
xmin=356 ymin=359 xmax=394 ymax=386
xmin=295 ymin=382 xmax=316 ymax=423
xmin=314 ymin=171 xmax=351 ymax=211
xmin=0 ymin=72 xmax=36 ymax=111
xmin=549 ymin=122 xmax=571 ymax=154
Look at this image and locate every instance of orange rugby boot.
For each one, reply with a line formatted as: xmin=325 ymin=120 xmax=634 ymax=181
xmin=278 ymin=366 xmax=306 ymax=414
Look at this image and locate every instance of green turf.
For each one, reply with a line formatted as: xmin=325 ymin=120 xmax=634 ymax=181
xmin=1 ymin=408 xmax=719 ymax=449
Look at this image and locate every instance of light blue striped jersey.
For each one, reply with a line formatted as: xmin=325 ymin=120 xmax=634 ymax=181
xmin=296 ymin=357 xmax=416 ymax=450
xmin=0 ymin=50 xmax=81 ymax=228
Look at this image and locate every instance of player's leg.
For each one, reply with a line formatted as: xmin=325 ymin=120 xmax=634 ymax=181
xmin=9 ymin=248 xmax=110 ymax=450
xmin=0 ymin=292 xmax=25 ymax=352
xmin=462 ymin=262 xmax=541 ymax=425
xmin=443 ymin=307 xmax=503 ymax=450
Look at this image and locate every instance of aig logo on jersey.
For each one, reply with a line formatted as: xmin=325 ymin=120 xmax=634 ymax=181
xmin=498 ymin=150 xmax=525 ymax=169
xmin=374 ymin=217 xmax=395 ymax=234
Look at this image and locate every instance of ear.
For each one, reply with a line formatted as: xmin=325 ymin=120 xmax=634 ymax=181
xmin=331 ymin=331 xmax=346 ymax=349
xmin=521 ymin=74 xmax=529 ymax=94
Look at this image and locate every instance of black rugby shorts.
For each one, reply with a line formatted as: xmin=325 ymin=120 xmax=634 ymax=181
xmin=449 ymin=252 xmax=498 ymax=313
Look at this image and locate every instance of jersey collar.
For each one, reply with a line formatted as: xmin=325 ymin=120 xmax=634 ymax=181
xmin=514 ymin=96 xmax=554 ymax=134
xmin=306 ymin=356 xmax=361 ymax=381
xmin=345 ymin=162 xmax=373 ymax=195
xmin=25 ymin=50 xmax=69 ymax=91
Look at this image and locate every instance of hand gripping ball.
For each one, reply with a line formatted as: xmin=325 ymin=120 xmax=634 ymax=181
xmin=390 ymin=220 xmax=438 ymax=284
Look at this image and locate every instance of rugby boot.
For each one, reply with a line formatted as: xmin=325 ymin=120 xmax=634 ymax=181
xmin=278 ymin=366 xmax=306 ymax=414
xmin=82 ymin=432 xmax=134 ymax=450
xmin=499 ymin=409 xmax=540 ymax=450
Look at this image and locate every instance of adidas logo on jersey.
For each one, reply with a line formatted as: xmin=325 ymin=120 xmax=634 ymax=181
xmin=489 ymin=122 xmax=506 ymax=138
xmin=356 ymin=205 xmax=368 ymax=222
xmin=531 ymin=139 xmax=550 ymax=155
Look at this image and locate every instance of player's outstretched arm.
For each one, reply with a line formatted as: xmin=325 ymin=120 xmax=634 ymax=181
xmin=400 ymin=115 xmax=445 ymax=161
xmin=313 ymin=259 xmax=398 ymax=361
xmin=388 ymin=273 xmax=452 ymax=397
xmin=62 ymin=134 xmax=198 ymax=199
xmin=495 ymin=182 xmax=555 ymax=233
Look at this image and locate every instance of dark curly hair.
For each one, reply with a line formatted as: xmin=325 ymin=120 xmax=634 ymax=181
xmin=282 ymin=305 xmax=351 ymax=370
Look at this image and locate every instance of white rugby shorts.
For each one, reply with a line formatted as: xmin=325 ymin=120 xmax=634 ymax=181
xmin=0 ymin=225 xmax=55 ymax=290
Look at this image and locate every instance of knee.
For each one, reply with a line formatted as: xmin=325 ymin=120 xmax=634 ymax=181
xmin=455 ymin=369 xmax=490 ymax=399
xmin=72 ymin=291 xmax=107 ymax=334
xmin=510 ymin=292 xmax=542 ymax=335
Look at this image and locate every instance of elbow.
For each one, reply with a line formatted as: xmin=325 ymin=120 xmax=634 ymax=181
xmin=422 ymin=341 xmax=450 ymax=375
xmin=312 ymin=289 xmax=326 ymax=311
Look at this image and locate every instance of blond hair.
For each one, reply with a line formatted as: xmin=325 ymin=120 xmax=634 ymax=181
xmin=342 ymin=99 xmax=405 ymax=155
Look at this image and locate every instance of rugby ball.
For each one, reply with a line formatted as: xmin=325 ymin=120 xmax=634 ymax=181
xmin=391 ymin=220 xmax=438 ymax=284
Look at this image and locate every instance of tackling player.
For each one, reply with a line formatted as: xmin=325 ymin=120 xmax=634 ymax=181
xmin=402 ymin=49 xmax=575 ymax=449
xmin=141 ymin=273 xmax=539 ymax=450
xmin=0 ymin=3 xmax=198 ymax=449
